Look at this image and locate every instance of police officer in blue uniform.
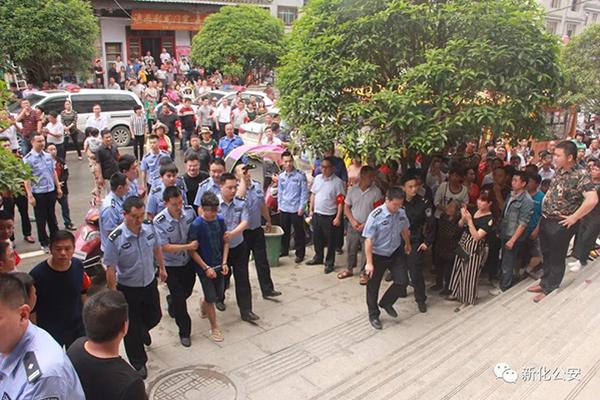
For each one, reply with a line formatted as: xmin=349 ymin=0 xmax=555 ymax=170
xmin=153 ymin=187 xmax=198 ymax=347
xmin=278 ymin=151 xmax=309 ymax=263
xmin=363 ymin=187 xmax=412 ymax=330
xmin=103 ymin=196 xmax=167 ymax=379
xmin=146 ymin=163 xmax=187 ymax=219
xmin=23 ymin=133 xmax=63 ymax=252
xmin=193 ymin=158 xmax=226 ymax=211
xmin=217 ymin=173 xmax=260 ymax=322
xmin=99 ymin=172 xmax=129 ymax=252
xmin=236 ymin=165 xmax=281 ymax=299
xmin=0 ymin=272 xmax=85 ymax=399
xmin=139 ymin=134 xmax=171 ymax=192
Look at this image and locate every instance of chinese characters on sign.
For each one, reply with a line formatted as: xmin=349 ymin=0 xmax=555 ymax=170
xmin=131 ymin=10 xmax=207 ymax=31
xmin=493 ymin=363 xmax=582 ymax=384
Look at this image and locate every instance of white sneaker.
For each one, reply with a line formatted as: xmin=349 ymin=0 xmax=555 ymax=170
xmin=489 ymin=288 xmax=502 ymax=296
xmin=569 ymin=261 xmax=582 ymax=272
xmin=567 ymin=260 xmax=580 ymax=268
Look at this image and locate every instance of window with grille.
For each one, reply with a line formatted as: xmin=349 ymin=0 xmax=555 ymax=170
xmin=546 ymin=20 xmax=559 ymax=34
xmin=566 ymin=23 xmax=577 ymax=36
xmin=105 ymin=42 xmax=122 ymax=67
xmin=551 ymin=0 xmax=561 ymax=8
xmin=277 ymin=6 xmax=298 ymax=25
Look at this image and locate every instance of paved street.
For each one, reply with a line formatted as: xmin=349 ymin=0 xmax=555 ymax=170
xmin=13 ymin=149 xmax=600 ymax=400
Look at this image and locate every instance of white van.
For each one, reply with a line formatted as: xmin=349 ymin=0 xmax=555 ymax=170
xmin=8 ymin=89 xmax=143 ymax=147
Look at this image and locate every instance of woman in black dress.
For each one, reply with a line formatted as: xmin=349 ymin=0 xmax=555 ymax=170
xmin=448 ymin=190 xmax=495 ymax=312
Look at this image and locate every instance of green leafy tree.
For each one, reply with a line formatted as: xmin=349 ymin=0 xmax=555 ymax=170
xmin=562 ymin=24 xmax=600 ymax=115
xmin=278 ymin=0 xmax=563 ymax=160
xmin=191 ymin=5 xmax=285 ymax=82
xmin=0 ymin=0 xmax=99 ymax=84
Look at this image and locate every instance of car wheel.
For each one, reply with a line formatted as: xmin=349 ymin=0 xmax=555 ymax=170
xmin=111 ymin=126 xmax=131 ymax=147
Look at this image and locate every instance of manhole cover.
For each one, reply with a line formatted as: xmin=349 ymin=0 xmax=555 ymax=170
xmin=149 ymin=367 xmax=238 ymax=400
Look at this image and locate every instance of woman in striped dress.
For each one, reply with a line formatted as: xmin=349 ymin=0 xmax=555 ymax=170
xmin=449 ymin=190 xmax=495 ymax=312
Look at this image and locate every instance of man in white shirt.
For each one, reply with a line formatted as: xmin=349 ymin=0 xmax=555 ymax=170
xmin=159 ymin=48 xmax=171 ymax=65
xmin=44 ymin=112 xmax=66 ymax=159
xmin=0 ymin=121 xmax=20 ymax=152
xmin=215 ymin=98 xmax=232 ymax=139
xmin=307 ymin=156 xmax=346 ymax=274
xmin=585 ymin=138 xmax=600 ymax=160
xmin=538 ymin=151 xmax=555 ymax=181
xmin=231 ymin=101 xmax=248 ymax=134
xmin=85 ymin=105 xmax=109 ymax=132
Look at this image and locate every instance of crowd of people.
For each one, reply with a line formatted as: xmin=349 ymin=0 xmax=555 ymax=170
xmin=2 ymin=57 xmax=600 ymax=397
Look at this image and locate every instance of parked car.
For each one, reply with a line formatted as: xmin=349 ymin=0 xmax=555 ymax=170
xmin=205 ymin=89 xmax=274 ymax=109
xmin=8 ymin=89 xmax=143 ymax=147
xmin=238 ymin=108 xmax=289 ymax=145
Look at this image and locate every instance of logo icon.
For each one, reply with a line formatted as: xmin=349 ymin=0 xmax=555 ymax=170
xmin=493 ymin=362 xmax=518 ymax=384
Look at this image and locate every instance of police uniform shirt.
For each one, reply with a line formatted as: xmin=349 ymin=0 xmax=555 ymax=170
xmin=362 ymin=204 xmax=411 ymax=257
xmin=140 ymin=150 xmax=170 ymax=186
xmin=146 ymin=180 xmax=188 ymax=217
xmin=404 ymin=194 xmax=435 ymax=245
xmin=218 ymin=135 xmax=244 ymax=157
xmin=153 ymin=205 xmax=196 ymax=266
xmin=278 ymin=169 xmax=308 ymax=213
xmin=99 ymin=192 xmax=124 ymax=252
xmin=125 ymin=179 xmax=139 ymax=200
xmin=0 ymin=323 xmax=85 ymax=400
xmin=193 ymin=177 xmax=221 ymax=207
xmin=23 ymin=150 xmax=56 ymax=194
xmin=311 ymin=173 xmax=346 ymax=216
xmin=218 ymin=195 xmax=249 ymax=248
xmin=245 ymin=180 xmax=266 ymax=230
xmin=103 ymin=221 xmax=159 ymax=287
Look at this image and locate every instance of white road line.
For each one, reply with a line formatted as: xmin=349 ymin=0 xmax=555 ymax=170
xmin=19 ymin=250 xmax=46 ymax=259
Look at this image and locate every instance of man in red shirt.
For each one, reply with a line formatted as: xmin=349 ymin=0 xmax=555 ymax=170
xmin=15 ymin=99 xmax=41 ymax=154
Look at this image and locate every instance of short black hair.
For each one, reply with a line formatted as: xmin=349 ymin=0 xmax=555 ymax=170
xmin=528 ymin=173 xmax=542 ymax=185
xmin=322 ymin=156 xmax=336 ymax=168
xmin=512 ymin=170 xmax=529 ymax=184
xmin=400 ymin=173 xmax=418 ymax=186
xmin=159 ymin=163 xmax=178 ymax=176
xmin=147 ymin=134 xmax=159 ymax=141
xmin=48 ymin=111 xmax=58 ymax=118
xmin=184 ymin=152 xmax=200 ymax=163
xmin=0 ymin=212 xmax=13 ymax=222
xmin=189 ymin=133 xmax=199 ymax=141
xmin=118 ymin=154 xmax=137 ymax=173
xmin=386 ymin=186 xmax=406 ymax=201
xmin=101 ymin=129 xmax=112 ymax=137
xmin=133 ymin=105 xmax=142 ymax=112
xmin=85 ymin=127 xmax=99 ymax=137
xmin=163 ymin=186 xmax=182 ymax=202
xmin=360 ymin=165 xmax=375 ymax=176
xmin=281 ymin=150 xmax=293 ymax=159
xmin=110 ymin=172 xmax=128 ymax=191
xmin=49 ymin=230 xmax=75 ymax=247
xmin=83 ymin=290 xmax=128 ymax=343
xmin=158 ymin=156 xmax=173 ymax=167
xmin=123 ymin=196 xmax=145 ymax=213
xmin=556 ymin=140 xmax=577 ymax=159
xmin=11 ymin=272 xmax=34 ymax=298
xmin=220 ymin=172 xmax=237 ymax=184
xmin=210 ymin=158 xmax=226 ymax=168
xmin=201 ymin=191 xmax=220 ymax=207
xmin=0 ymin=273 xmax=28 ymax=309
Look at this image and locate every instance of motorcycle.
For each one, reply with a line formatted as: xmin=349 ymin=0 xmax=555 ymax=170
xmin=73 ymin=199 xmax=105 ymax=285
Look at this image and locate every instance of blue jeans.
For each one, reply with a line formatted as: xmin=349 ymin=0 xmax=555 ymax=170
xmin=500 ymin=239 xmax=523 ymax=291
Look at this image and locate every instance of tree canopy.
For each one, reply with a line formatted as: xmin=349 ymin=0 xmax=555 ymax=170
xmin=562 ymin=23 xmax=600 ymax=115
xmin=191 ymin=5 xmax=285 ymax=82
xmin=0 ymin=0 xmax=98 ymax=84
xmin=278 ymin=0 xmax=563 ymax=160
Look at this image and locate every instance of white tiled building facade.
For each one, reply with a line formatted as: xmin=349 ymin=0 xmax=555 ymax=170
xmin=539 ymin=0 xmax=600 ymax=37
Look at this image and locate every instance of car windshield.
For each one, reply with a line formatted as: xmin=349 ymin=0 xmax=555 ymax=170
xmin=7 ymin=93 xmax=46 ymax=113
xmin=253 ymin=112 xmax=279 ymax=124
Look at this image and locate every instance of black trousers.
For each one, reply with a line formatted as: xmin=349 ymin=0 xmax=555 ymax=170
xmin=165 ymin=263 xmax=195 ymax=338
xmin=312 ymin=213 xmax=337 ymax=267
xmin=221 ymin=243 xmax=252 ymax=314
xmin=132 ymin=135 xmax=145 ymax=160
xmin=402 ymin=241 xmax=427 ymax=304
xmin=117 ymin=279 xmax=162 ymax=370
xmin=2 ymin=194 xmax=32 ymax=238
xmin=367 ymin=248 xmax=408 ymax=319
xmin=280 ymin=211 xmax=306 ymax=259
xmin=540 ymin=217 xmax=577 ymax=294
xmin=55 ymin=143 xmax=66 ymax=161
xmin=65 ymin=130 xmax=82 ymax=157
xmin=33 ymin=191 xmax=58 ymax=247
xmin=574 ymin=214 xmax=600 ymax=265
xmin=168 ymin=132 xmax=176 ymax=160
xmin=244 ymin=227 xmax=275 ymax=295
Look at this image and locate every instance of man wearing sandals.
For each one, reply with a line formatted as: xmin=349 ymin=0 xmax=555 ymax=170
xmin=338 ymin=166 xmax=382 ymax=284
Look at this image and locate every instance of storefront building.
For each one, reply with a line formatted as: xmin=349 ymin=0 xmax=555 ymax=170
xmin=91 ymin=0 xmax=304 ymax=74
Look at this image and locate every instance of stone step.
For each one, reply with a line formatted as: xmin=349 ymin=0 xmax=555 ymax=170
xmin=310 ymin=263 xmax=600 ymax=400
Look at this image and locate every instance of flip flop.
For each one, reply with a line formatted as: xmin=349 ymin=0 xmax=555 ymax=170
xmin=210 ymin=329 xmax=224 ymax=342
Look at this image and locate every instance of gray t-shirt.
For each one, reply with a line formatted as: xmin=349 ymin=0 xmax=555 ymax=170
xmin=345 ymin=184 xmax=383 ymax=224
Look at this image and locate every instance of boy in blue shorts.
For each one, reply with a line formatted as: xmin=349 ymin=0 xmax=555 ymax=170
xmin=188 ymin=191 xmax=229 ymax=342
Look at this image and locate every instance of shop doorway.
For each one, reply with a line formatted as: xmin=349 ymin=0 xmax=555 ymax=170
xmin=141 ymin=38 xmax=161 ymax=62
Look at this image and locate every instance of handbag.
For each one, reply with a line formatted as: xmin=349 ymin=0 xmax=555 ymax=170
xmin=454 ymin=246 xmax=470 ymax=263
